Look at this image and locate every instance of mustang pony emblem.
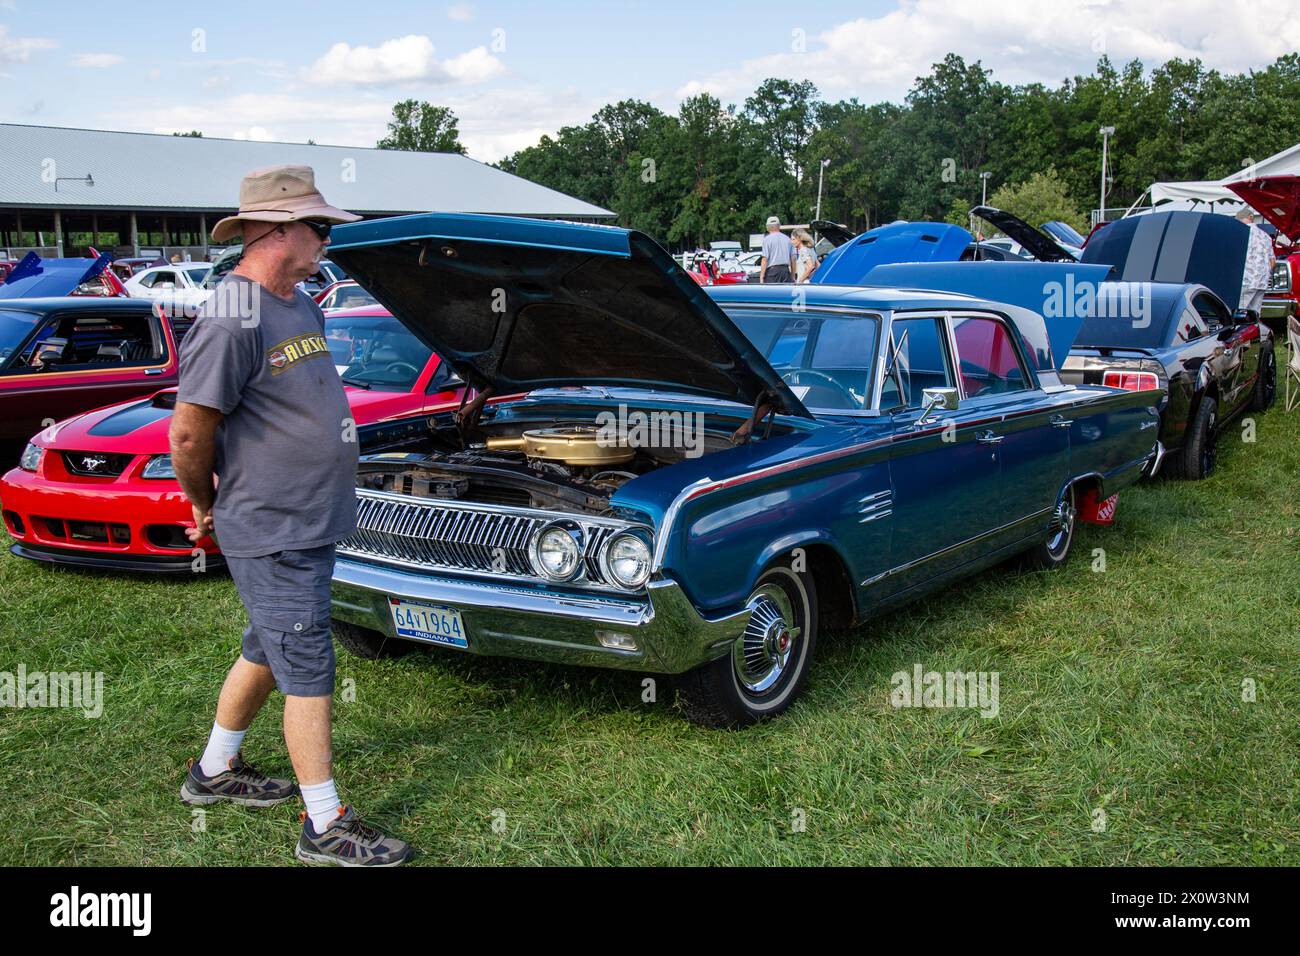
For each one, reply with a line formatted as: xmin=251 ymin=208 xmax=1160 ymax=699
xmin=80 ymin=455 xmax=108 ymax=472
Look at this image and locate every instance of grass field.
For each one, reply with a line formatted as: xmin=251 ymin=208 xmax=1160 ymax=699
xmin=1 ymin=403 xmax=1297 ymax=866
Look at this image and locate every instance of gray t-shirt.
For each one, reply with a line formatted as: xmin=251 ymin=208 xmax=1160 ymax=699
xmin=177 ymin=274 xmax=358 ymax=558
xmin=761 ymin=231 xmax=795 ymax=271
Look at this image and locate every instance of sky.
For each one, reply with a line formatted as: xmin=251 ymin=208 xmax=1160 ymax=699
xmin=1 ymin=0 xmax=1297 ymax=163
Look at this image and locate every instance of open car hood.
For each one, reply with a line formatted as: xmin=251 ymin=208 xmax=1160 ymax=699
xmin=326 ymin=213 xmax=811 ymax=417
xmin=0 ymin=252 xmax=113 ymax=299
xmin=809 ymin=220 xmax=857 ymax=248
xmin=1228 ymin=175 xmax=1300 ymax=242
xmin=812 ymin=221 xmax=973 ymax=284
xmin=1081 ymin=211 xmax=1249 ymax=310
xmin=863 ymin=261 xmax=1115 ymax=370
xmin=970 ymin=206 xmax=1076 ymax=262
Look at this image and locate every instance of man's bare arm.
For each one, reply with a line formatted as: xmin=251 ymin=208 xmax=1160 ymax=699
xmin=759 ymin=255 xmax=768 ymax=282
xmin=170 ymin=401 xmax=223 ymax=515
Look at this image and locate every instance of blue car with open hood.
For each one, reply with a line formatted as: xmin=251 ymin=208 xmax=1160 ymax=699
xmin=324 ymin=213 xmax=1163 ymax=727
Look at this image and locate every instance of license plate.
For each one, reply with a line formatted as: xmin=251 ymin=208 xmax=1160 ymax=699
xmin=388 ymin=598 xmax=468 ymax=650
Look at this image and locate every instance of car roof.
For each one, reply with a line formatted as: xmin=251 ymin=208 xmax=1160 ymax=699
xmin=0 ymin=296 xmax=157 ymax=315
xmin=706 ymin=282 xmax=989 ymax=314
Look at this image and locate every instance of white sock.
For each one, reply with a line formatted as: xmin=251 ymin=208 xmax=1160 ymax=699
xmin=198 ymin=721 xmax=247 ymax=777
xmin=302 ymin=779 xmax=343 ymax=833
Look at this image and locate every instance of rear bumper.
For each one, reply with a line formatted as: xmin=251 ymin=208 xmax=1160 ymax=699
xmin=330 ymin=557 xmax=753 ymax=674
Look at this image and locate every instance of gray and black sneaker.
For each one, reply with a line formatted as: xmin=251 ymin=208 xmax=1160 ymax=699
xmin=179 ymin=753 xmax=297 ymax=808
xmin=295 ymin=806 xmax=414 ymax=867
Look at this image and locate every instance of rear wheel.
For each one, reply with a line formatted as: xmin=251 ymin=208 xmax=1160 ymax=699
xmin=1173 ymin=396 xmax=1219 ymax=481
xmin=332 ymin=619 xmax=412 ymax=659
xmin=675 ymin=560 xmax=818 ymax=728
xmin=1251 ymin=347 xmax=1277 ymax=411
xmin=1021 ymin=484 xmax=1077 ymax=570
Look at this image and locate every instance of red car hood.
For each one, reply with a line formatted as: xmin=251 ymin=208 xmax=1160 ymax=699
xmin=35 ymin=384 xmax=430 ymax=455
xmin=1228 ymin=175 xmax=1300 ymax=242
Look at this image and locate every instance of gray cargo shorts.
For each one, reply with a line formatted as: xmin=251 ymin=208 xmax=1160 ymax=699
xmin=224 ymin=544 xmax=336 ymax=697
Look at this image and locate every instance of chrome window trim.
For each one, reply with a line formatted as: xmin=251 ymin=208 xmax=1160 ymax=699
xmin=944 ymin=310 xmax=1036 ymax=399
xmin=877 ymin=309 xmax=958 ymax=411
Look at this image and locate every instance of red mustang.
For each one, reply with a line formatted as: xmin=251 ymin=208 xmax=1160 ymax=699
xmin=1229 ymin=175 xmax=1300 ymax=331
xmin=1 ymin=305 xmax=465 ymax=571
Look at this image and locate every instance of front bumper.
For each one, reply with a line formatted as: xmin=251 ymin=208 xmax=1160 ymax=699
xmin=1260 ymin=295 xmax=1296 ymax=330
xmin=330 ymin=558 xmax=753 ymax=674
xmin=1 ymin=465 xmax=218 ymax=570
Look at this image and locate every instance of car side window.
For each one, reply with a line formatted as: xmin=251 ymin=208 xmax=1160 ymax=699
xmin=42 ymin=313 xmax=167 ymax=369
xmin=951 ymin=315 xmax=1029 ymax=397
xmin=1175 ymin=307 xmax=1208 ymax=344
xmin=151 ymin=271 xmax=177 ymax=290
xmin=880 ymin=317 xmax=953 ymax=410
xmin=1192 ymin=293 xmax=1229 ymax=328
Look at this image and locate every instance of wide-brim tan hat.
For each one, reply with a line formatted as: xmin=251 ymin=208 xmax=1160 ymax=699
xmin=212 ymin=164 xmax=361 ymax=243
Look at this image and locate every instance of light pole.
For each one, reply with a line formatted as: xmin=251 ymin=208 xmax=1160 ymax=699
xmin=980 ymin=171 xmax=991 ymax=207
xmin=815 ymin=158 xmax=830 ymax=223
xmin=1099 ymin=126 xmax=1115 ymax=223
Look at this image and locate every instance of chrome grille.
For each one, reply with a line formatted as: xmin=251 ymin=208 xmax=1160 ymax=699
xmin=339 ymin=490 xmax=644 ymax=590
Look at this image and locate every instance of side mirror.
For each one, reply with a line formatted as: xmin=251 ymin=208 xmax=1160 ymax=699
xmin=918 ymin=386 xmax=960 ymax=423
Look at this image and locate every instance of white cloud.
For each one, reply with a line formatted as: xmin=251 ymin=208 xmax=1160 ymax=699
xmin=447 ymin=4 xmax=474 ymax=22
xmin=0 ymin=25 xmax=55 ymax=66
xmin=676 ymin=0 xmax=1300 ymax=106
xmin=72 ymin=52 xmax=125 ymax=68
xmin=303 ymin=34 xmax=504 ymax=87
xmin=111 ymin=84 xmax=604 ymax=163
xmin=442 ymin=46 xmax=506 ymax=83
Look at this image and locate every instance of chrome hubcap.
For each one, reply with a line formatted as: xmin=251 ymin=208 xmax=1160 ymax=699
xmin=734 ymin=587 xmax=801 ymax=695
xmin=1048 ymin=495 xmax=1075 ymax=554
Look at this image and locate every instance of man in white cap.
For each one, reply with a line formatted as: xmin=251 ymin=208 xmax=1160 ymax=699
xmin=759 ymin=215 xmax=796 ymax=284
xmin=171 ymin=165 xmax=413 ymax=866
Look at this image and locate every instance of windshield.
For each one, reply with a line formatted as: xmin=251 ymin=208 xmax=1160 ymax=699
xmin=324 ymin=313 xmax=432 ymax=391
xmin=202 ymin=248 xmax=242 ymax=290
xmin=724 ymin=307 xmax=880 ymax=410
xmin=0 ymin=309 xmax=39 ymax=360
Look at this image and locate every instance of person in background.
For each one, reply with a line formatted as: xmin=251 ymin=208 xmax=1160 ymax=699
xmin=793 ymin=229 xmax=819 ymax=283
xmin=759 ymin=216 xmax=796 ymax=284
xmin=1237 ymin=208 xmax=1275 ymax=316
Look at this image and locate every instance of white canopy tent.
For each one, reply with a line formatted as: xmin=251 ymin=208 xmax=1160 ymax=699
xmin=1140 ymin=141 xmax=1300 ymax=215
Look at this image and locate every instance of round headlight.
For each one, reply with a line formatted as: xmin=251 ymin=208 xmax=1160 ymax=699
xmin=141 ymin=454 xmax=176 ymax=480
xmin=604 ymin=533 xmax=652 ymax=589
xmin=19 ymin=442 xmax=43 ymax=472
xmin=533 ymin=524 xmax=582 ymax=581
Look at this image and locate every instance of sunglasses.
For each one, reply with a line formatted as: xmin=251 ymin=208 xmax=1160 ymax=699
xmin=298 ymin=219 xmax=332 ymax=241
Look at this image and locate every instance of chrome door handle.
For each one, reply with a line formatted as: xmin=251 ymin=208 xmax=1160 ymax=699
xmin=144 ymin=368 xmax=164 ymax=376
xmin=976 ymin=430 xmax=1003 ymax=445
xmin=1050 ymin=415 xmax=1073 ymax=428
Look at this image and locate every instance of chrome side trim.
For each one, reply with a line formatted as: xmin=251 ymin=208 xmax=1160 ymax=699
xmin=860 ymin=507 xmax=1052 ymax=587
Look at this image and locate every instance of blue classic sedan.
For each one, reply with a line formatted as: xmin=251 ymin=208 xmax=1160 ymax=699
xmin=324 ymin=213 xmax=1163 ymax=727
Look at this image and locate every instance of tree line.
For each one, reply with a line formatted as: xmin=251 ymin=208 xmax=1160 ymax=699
xmin=378 ymin=52 xmax=1300 ymax=248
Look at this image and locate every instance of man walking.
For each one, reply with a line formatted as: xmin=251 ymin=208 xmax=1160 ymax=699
xmin=172 ymin=164 xmax=413 ymax=866
xmin=759 ymin=215 xmax=796 ymax=284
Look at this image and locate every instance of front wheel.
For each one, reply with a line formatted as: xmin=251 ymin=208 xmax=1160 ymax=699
xmin=1021 ymin=484 xmax=1077 ymax=570
xmin=674 ymin=560 xmax=818 ymax=728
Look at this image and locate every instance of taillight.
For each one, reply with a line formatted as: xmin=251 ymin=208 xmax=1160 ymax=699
xmin=1102 ymin=370 xmax=1160 ymax=391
